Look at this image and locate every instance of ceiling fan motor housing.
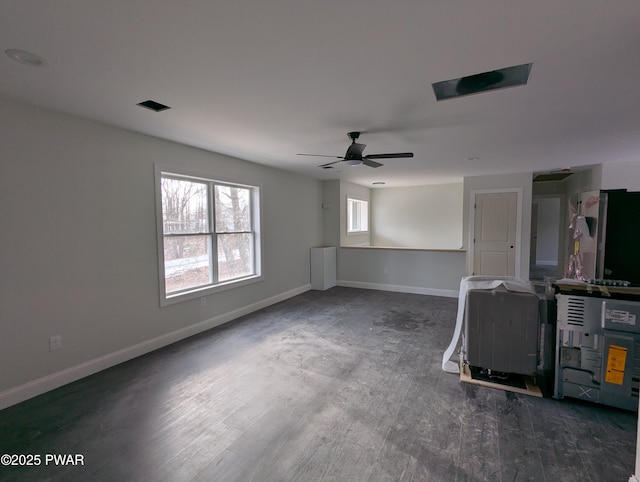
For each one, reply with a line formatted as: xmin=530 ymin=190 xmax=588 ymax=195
xmin=344 ymin=141 xmax=366 ymax=161
xmin=298 ymin=131 xmax=413 ymax=169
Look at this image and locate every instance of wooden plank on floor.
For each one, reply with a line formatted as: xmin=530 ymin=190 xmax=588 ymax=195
xmin=460 ymin=358 xmax=542 ymax=398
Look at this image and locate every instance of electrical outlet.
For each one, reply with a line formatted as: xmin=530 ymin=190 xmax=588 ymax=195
xmin=200 ymin=297 xmax=206 ymax=306
xmin=49 ymin=335 xmax=62 ymax=351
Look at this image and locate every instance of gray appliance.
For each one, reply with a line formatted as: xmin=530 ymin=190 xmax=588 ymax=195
xmin=554 ymin=293 xmax=640 ymax=411
xmin=464 ymin=285 xmax=540 ymax=376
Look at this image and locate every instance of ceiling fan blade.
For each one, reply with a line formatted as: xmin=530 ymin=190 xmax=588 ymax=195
xmin=297 ymin=153 xmax=343 ymax=158
xmin=362 ymin=159 xmax=383 ymax=168
xmin=365 ymin=152 xmax=414 ymax=160
xmin=318 ymin=160 xmax=343 ymax=168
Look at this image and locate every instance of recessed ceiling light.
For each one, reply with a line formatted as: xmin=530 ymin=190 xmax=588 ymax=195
xmin=137 ymin=100 xmax=171 ymax=112
xmin=5 ymin=49 xmax=47 ymax=67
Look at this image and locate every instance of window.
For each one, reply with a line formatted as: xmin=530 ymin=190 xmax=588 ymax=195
xmin=156 ymin=169 xmax=261 ymax=305
xmin=347 ymin=197 xmax=369 ymax=233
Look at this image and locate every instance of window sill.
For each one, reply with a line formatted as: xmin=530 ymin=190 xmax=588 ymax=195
xmin=340 ymin=246 xmax=466 ymax=253
xmin=160 ymin=274 xmax=264 ymax=307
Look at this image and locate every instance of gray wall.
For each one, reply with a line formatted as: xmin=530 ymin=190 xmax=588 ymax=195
xmin=0 ymin=97 xmax=323 ymax=403
xmin=337 ymin=248 xmax=465 ymax=297
xmin=601 ymin=160 xmax=640 ymax=191
xmin=321 ymin=180 xmax=341 ymax=247
xmin=371 ymin=183 xmax=463 ymax=249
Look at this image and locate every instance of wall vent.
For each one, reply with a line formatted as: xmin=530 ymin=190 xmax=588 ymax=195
xmin=566 ymin=297 xmax=586 ymax=326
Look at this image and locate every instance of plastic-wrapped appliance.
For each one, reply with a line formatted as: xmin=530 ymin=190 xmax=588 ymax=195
xmin=463 ymin=283 xmax=540 ymax=376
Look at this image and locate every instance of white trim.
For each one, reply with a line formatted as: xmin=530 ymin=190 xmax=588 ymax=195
xmin=337 ymin=280 xmax=458 ymax=298
xmin=0 ymin=284 xmax=311 ymax=411
xmin=635 ymin=393 xmax=640 ymax=482
xmin=468 ymin=188 xmax=523 ymax=278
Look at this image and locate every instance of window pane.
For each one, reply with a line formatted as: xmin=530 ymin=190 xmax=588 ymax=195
xmin=161 ymin=177 xmax=209 ymax=234
xmin=164 ymin=235 xmax=212 ymax=293
xmin=361 ymin=203 xmax=368 ymax=231
xmin=215 ymin=185 xmax=251 ymax=232
xmin=217 ymin=233 xmax=253 ymax=281
xmin=347 ymin=198 xmax=368 ymax=232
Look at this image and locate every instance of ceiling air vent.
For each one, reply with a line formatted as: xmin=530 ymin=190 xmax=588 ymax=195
xmin=137 ymin=100 xmax=171 ymax=112
xmin=432 ymin=63 xmax=532 ymax=101
xmin=534 ymin=172 xmax=573 ymax=182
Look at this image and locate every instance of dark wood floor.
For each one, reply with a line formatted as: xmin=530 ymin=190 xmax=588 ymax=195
xmin=0 ymin=287 xmax=636 ymax=481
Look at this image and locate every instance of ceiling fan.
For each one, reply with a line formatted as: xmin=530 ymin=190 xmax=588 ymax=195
xmin=297 ymin=132 xmax=414 ymax=169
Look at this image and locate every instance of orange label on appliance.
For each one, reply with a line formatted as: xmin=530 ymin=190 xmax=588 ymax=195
xmin=605 ymin=345 xmax=627 ymax=385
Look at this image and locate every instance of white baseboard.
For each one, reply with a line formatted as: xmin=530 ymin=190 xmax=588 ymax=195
xmin=337 ymin=280 xmax=459 ymax=298
xmin=0 ymin=284 xmax=311 ymax=411
xmin=536 ymin=260 xmax=558 ymax=266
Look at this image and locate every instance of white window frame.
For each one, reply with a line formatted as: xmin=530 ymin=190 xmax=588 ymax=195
xmin=346 ymin=197 xmax=369 ymax=234
xmin=155 ymin=165 xmax=262 ymax=306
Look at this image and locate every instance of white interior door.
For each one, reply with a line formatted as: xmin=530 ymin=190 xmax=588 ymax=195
xmin=473 ymin=191 xmax=518 ymax=276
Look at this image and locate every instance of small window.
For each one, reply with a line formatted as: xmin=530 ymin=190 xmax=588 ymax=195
xmin=347 ymin=197 xmax=369 ymax=233
xmin=156 ymin=168 xmax=261 ymax=305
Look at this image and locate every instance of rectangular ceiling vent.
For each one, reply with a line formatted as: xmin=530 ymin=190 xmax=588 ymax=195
xmin=137 ymin=100 xmax=171 ymax=112
xmin=534 ymin=172 xmax=573 ymax=182
xmin=432 ymin=63 xmax=532 ymax=101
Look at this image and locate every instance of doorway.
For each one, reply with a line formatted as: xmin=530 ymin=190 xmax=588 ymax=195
xmin=530 ymin=196 xmax=562 ymax=280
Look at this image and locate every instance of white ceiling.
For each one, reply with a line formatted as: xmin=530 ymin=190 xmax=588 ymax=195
xmin=2 ymin=1 xmax=639 ymax=187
